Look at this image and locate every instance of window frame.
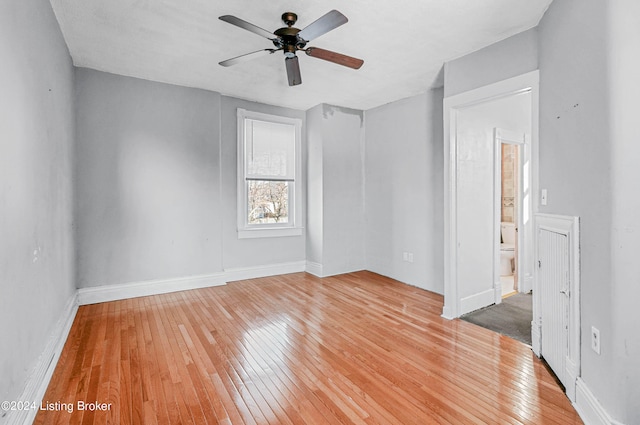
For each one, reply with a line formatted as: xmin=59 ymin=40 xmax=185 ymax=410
xmin=237 ymin=108 xmax=302 ymax=239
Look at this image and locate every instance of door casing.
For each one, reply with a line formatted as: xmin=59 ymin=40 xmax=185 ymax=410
xmin=442 ymin=71 xmax=539 ymax=319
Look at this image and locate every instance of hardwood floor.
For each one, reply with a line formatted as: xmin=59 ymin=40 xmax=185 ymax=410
xmin=34 ymin=271 xmax=583 ymax=424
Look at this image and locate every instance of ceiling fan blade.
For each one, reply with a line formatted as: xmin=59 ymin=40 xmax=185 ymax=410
xmin=285 ymin=56 xmax=302 ymax=86
xmin=305 ymin=47 xmax=364 ymax=69
xmin=219 ymin=49 xmax=277 ymax=67
xmin=297 ymin=10 xmax=348 ymax=42
xmin=219 ymin=15 xmax=277 ymax=40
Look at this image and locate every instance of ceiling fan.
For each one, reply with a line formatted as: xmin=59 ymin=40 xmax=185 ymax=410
xmin=218 ymin=10 xmax=364 ymax=86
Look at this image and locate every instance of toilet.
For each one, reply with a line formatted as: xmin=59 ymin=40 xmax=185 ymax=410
xmin=500 ymin=222 xmax=516 ymax=276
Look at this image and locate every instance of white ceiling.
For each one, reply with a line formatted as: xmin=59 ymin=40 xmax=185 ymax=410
xmin=49 ymin=0 xmax=552 ymax=111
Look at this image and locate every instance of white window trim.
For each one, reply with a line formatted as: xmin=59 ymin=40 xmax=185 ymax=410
xmin=237 ymin=108 xmax=302 ymax=239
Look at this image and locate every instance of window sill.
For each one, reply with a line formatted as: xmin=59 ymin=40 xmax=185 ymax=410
xmin=238 ymin=227 xmax=303 ymax=239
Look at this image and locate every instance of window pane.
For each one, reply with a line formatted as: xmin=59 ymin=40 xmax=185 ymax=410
xmin=245 ymin=119 xmax=295 ymax=180
xmin=247 ymin=180 xmax=289 ymax=224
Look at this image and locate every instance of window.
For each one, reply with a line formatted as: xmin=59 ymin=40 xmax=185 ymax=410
xmin=237 ymin=109 xmax=302 ymax=238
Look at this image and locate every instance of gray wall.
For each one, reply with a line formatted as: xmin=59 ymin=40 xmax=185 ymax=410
xmin=75 ymin=69 xmax=224 ymax=287
xmin=445 ymin=1 xmax=640 ymax=421
xmin=305 ymin=105 xmax=324 ymax=266
xmin=444 ymin=28 xmax=539 ymax=98
xmin=539 ymin=0 xmax=639 ymax=422
xmin=537 ymin=0 xmax=616 ymax=418
xmin=306 ymin=105 xmax=366 ymax=276
xmin=608 ymin=2 xmax=640 ymax=422
xmin=220 ymin=96 xmax=306 ymax=271
xmin=364 ymin=90 xmax=444 ymax=293
xmin=0 ymin=0 xmax=76 ymax=408
xmin=319 ymin=105 xmax=366 ymax=276
xmin=75 ymin=72 xmax=308 ymax=287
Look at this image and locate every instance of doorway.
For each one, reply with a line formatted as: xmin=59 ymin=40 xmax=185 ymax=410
xmin=442 ymin=72 xmax=581 ymax=402
xmin=442 ymin=71 xmax=539 ymax=320
xmin=494 ymin=128 xmax=527 ymax=304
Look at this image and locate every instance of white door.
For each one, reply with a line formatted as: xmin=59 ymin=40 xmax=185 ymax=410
xmin=538 ymin=228 xmax=569 ymax=387
xmin=456 ymin=113 xmax=495 ymax=314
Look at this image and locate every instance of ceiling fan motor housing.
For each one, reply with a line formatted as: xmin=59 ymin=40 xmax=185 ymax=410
xmin=274 ymin=22 xmax=306 ymax=52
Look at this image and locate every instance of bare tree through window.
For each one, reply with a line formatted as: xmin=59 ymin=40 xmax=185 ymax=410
xmin=248 ymin=181 xmax=289 ymax=224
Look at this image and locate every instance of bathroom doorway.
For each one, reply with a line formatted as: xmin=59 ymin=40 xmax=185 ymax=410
xmin=494 ymin=129 xmax=527 ymax=303
xmin=460 ymin=125 xmax=533 ymax=347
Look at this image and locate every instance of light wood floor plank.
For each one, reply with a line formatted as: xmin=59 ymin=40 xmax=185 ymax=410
xmin=35 ymin=271 xmax=583 ymax=424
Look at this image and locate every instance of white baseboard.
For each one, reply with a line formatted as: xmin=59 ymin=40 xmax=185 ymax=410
xmin=574 ymin=378 xmax=624 ymax=425
xmin=364 ymin=259 xmax=393 ymax=281
xmin=531 ymin=319 xmax=542 ymax=356
xmin=565 ymin=357 xmax=580 ymax=402
xmin=441 ymin=305 xmax=455 ymax=320
xmin=493 ymin=280 xmax=502 ymax=304
xmin=324 ymin=266 xmax=367 ymax=278
xmin=78 ymin=262 xmax=309 ymax=305
xmin=77 ymin=272 xmax=226 ymax=305
xmin=521 ymin=273 xmax=534 ymax=294
xmin=225 ymin=261 xmax=306 ymax=282
xmin=305 ymin=261 xmax=324 ymax=277
xmin=459 ymin=288 xmax=495 ymax=316
xmin=4 ymin=293 xmax=78 ymax=425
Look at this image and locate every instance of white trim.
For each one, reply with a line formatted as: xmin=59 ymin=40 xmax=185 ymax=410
xmin=460 ymin=288 xmax=496 ymax=316
xmin=493 ymin=130 xmax=503 ymax=306
xmin=574 ymin=378 xmax=624 ymax=425
xmin=441 ymin=305 xmax=456 ymax=320
xmin=305 ymin=261 xmax=324 ymax=277
xmin=224 ymin=261 xmax=306 ymax=282
xmin=533 ymin=213 xmax=581 ymax=401
xmin=495 ymin=127 xmax=526 ymax=144
xmin=5 ymin=293 xmax=78 ymax=425
xmin=236 ymin=108 xmax=303 ymax=238
xmin=77 ymin=273 xmax=226 ymax=305
xmin=442 ymin=70 xmax=540 ymax=319
xmin=77 ymin=261 xmax=309 ymax=305
xmin=238 ymin=227 xmax=303 ymax=239
xmin=318 ymin=266 xmax=366 ymax=279
xmin=531 ymin=320 xmax=542 ymax=355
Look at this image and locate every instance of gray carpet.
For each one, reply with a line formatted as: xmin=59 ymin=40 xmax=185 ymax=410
xmin=460 ymin=293 xmax=532 ymax=346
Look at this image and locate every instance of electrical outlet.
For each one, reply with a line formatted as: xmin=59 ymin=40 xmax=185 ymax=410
xmin=591 ymin=326 xmax=601 ymax=355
